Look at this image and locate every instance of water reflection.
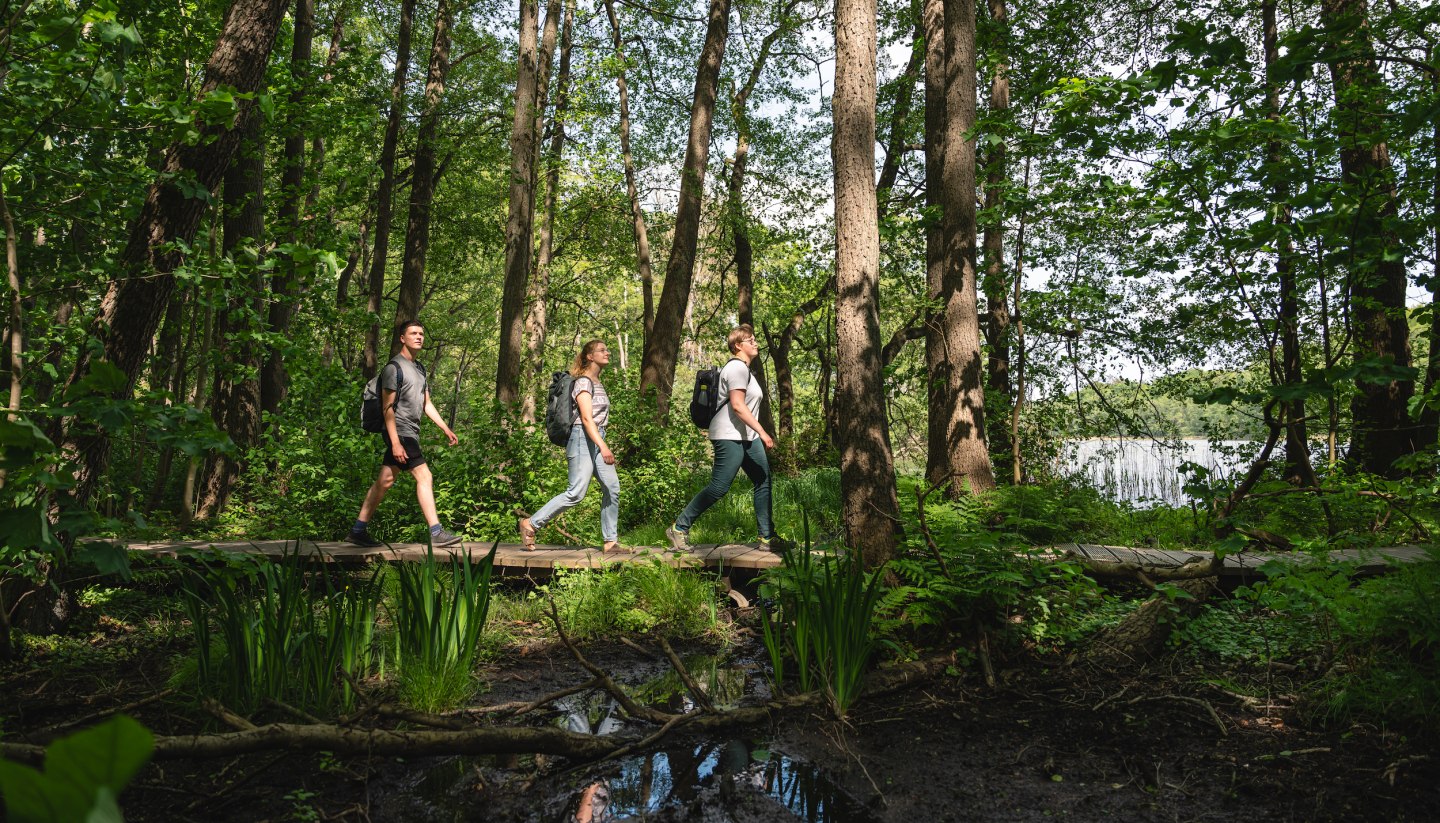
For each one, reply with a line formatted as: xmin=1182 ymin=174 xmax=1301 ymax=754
xmin=1063 ymin=439 xmax=1254 ymax=506
xmin=558 ymin=741 xmax=872 ymax=823
xmin=552 ymin=654 xmax=754 ymax=737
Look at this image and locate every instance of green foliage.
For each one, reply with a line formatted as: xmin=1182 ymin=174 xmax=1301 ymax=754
xmin=758 ymin=537 xmax=886 ymax=717
xmin=543 ymin=559 xmax=727 ymax=641
xmin=177 ymin=551 xmax=383 ymax=716
xmin=0 ymin=715 xmax=153 ymax=823
xmin=391 ymin=544 xmax=497 ymax=712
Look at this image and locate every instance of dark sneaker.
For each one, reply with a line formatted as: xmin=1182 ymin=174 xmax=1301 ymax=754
xmin=665 ymin=525 xmax=690 ymax=551
xmin=347 ymin=530 xmax=381 ymax=548
xmin=432 ymin=529 xmax=463 ymax=547
xmin=758 ymin=535 xmax=794 ymax=553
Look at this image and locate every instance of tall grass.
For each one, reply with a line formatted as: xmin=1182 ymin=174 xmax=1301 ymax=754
xmin=545 ymin=560 xmax=728 ymax=640
xmin=759 ymin=528 xmax=885 ymax=717
xmin=178 ymin=550 xmax=382 ymax=715
xmin=390 ymin=542 xmax=497 ymax=712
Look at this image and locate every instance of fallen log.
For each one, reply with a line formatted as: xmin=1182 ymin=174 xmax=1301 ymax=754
xmin=0 ymin=655 xmax=954 ymax=767
xmin=1087 ymin=577 xmax=1216 ymax=665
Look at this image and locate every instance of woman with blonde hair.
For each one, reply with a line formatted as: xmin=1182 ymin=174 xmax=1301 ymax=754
xmin=520 ymin=340 xmax=625 ymax=552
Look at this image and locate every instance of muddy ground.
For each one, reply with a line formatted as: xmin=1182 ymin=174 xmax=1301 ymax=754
xmin=4 ymin=627 xmax=1438 ymax=823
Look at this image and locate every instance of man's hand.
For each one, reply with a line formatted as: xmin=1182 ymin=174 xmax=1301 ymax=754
xmin=392 ymin=440 xmax=409 ymax=463
xmin=444 ymin=428 xmax=458 ymax=446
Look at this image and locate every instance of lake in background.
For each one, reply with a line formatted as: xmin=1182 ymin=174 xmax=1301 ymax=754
xmin=1059 ymin=439 xmax=1256 ymax=507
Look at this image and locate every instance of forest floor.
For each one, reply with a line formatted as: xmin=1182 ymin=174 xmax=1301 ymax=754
xmin=4 ymin=614 xmax=1439 ymax=822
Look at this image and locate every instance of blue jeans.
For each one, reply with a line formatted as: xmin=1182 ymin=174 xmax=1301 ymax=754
xmin=675 ymin=439 xmax=773 ymax=539
xmin=531 ymin=425 xmax=619 ymax=542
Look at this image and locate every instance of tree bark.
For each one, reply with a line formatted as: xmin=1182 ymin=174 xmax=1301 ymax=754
xmin=496 ymin=0 xmax=542 ymax=409
xmin=1320 ymin=0 xmax=1416 ymax=476
xmin=60 ymin=0 xmax=289 ymax=512
xmin=2 ymin=179 xmax=19 ymax=424
xmin=767 ymin=275 xmax=834 ymax=439
xmin=981 ymin=0 xmax=1012 ymax=479
xmin=1264 ymin=0 xmax=1317 ymax=486
xmin=925 ymin=0 xmax=994 ymax=495
xmin=834 ymin=0 xmax=903 ymax=566
xmin=1419 ymin=47 xmax=1439 ymax=450
xmin=521 ymin=0 xmax=574 ymax=425
xmin=394 ymin=0 xmax=453 ymax=355
xmin=362 ymin=0 xmax=416 ymax=379
xmin=196 ymin=112 xmax=266 ymax=520
xmin=261 ymin=0 xmax=314 ymax=422
xmin=637 ymin=0 xmax=731 ymax=408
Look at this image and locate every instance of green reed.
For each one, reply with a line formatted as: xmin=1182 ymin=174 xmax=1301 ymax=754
xmin=390 ymin=541 xmax=497 ymax=711
xmin=179 ymin=549 xmax=383 ymax=716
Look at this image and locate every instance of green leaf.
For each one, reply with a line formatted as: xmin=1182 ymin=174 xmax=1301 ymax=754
xmin=45 ymin=716 xmax=154 ymax=802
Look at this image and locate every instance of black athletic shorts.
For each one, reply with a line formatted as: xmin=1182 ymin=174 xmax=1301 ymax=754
xmin=381 ymin=435 xmax=427 ymax=471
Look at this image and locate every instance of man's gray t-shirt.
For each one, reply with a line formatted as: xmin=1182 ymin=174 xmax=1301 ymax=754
xmin=379 ymin=356 xmax=429 ymax=439
xmin=572 ymin=376 xmax=610 ymax=429
xmin=708 ymin=359 xmax=762 ymax=442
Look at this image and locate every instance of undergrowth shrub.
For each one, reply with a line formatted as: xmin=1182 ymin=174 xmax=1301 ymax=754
xmin=390 ymin=544 xmax=497 ymax=712
xmin=1217 ymin=547 xmax=1440 ymax=731
xmin=543 ymin=560 xmax=726 ymax=640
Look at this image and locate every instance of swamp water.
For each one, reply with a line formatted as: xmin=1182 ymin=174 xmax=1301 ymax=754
xmin=1060 ymin=439 xmax=1255 ymax=506
xmin=373 ymin=654 xmax=874 ymax=822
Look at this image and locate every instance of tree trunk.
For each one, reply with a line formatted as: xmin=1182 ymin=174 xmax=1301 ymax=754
xmin=1263 ymin=0 xmax=1317 ymax=486
xmin=980 ymin=0 xmax=1012 ymax=479
xmin=1321 ymin=0 xmax=1416 ymax=476
xmin=1420 ymin=47 xmax=1439 ymax=450
xmin=521 ymin=0 xmax=574 ymax=424
xmin=305 ymin=3 xmax=346 ymax=218
xmin=834 ymin=0 xmax=903 ymax=566
xmin=362 ymin=0 xmax=416 ymax=379
xmin=260 ymin=0 xmax=313 ymax=422
xmin=394 ymin=0 xmax=453 ymax=355
xmin=637 ymin=0 xmax=731 ymax=408
xmin=767 ymin=276 xmax=834 ymax=439
xmin=196 ymin=112 xmax=267 ymax=521
xmin=495 ymin=0 xmax=542 ymax=409
xmin=925 ymin=0 xmax=994 ymax=495
xmin=602 ymin=0 xmax=656 ymax=341
xmin=60 ymin=0 xmax=289 ymax=512
xmin=2 ymin=180 xmax=19 ymax=424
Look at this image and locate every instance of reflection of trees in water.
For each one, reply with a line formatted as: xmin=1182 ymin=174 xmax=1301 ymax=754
xmin=563 ymin=738 xmax=867 ymax=822
xmin=627 ymin=654 xmax=749 ymax=711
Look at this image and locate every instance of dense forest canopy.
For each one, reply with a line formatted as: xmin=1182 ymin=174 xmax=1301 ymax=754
xmin=1 ymin=0 xmax=1437 ymax=625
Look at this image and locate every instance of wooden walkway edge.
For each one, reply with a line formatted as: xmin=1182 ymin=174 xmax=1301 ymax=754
xmin=122 ymin=539 xmax=783 ymax=574
xmin=1048 ymin=543 xmax=1434 ymax=578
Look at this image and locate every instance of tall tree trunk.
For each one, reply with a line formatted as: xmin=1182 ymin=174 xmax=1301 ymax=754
xmin=60 ymin=0 xmax=287 ymax=511
xmin=1321 ymin=0 xmax=1415 ymax=476
xmin=2 ymin=180 xmax=19 ymax=425
xmin=637 ymin=0 xmax=731 ymax=408
xmin=1419 ymin=46 xmax=1439 ymax=449
xmin=362 ymin=0 xmax=416 ymax=378
xmin=181 ymin=304 xmax=215 ymax=524
xmin=980 ymin=0 xmax=1012 ymax=479
xmin=834 ymin=0 xmax=902 ymax=566
xmin=1264 ymin=0 xmax=1316 ymax=485
xmin=521 ymin=0 xmax=574 ymax=424
xmin=496 ymin=0 xmax=542 ymax=409
xmin=925 ymin=0 xmax=994 ymax=495
xmin=197 ymin=113 xmax=267 ymax=520
xmin=602 ymin=0 xmax=656 ymax=341
xmin=260 ymin=0 xmax=313 ymax=421
xmin=394 ymin=0 xmax=453 ymax=353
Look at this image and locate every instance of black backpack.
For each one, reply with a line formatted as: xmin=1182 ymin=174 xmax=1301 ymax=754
xmin=360 ymin=359 xmax=404 ymax=433
xmin=688 ymin=359 xmax=742 ymax=428
xmin=544 ymin=371 xmax=576 ymax=446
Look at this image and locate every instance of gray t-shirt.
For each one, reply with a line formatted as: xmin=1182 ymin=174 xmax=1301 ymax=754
xmin=572 ymin=375 xmax=609 ymax=429
xmin=379 ymin=356 xmax=429 ymax=439
xmin=708 ymin=359 xmax=762 ymax=442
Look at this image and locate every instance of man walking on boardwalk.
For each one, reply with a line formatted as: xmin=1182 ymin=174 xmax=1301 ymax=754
xmin=347 ymin=320 xmax=463 ymax=547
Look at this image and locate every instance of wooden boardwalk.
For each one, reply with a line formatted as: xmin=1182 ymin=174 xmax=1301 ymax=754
xmin=1053 ymin=543 xmax=1433 ymax=577
xmin=123 ymin=538 xmax=782 ymax=575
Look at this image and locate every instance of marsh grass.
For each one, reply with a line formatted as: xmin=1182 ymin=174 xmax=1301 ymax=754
xmin=177 ymin=549 xmax=383 ymax=716
xmin=390 ymin=542 xmax=497 ymax=712
xmin=759 ymin=525 xmax=885 ymax=717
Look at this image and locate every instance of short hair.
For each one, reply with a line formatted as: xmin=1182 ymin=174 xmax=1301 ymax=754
xmin=727 ymin=324 xmax=756 ymax=354
xmin=395 ymin=319 xmax=424 ymax=336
